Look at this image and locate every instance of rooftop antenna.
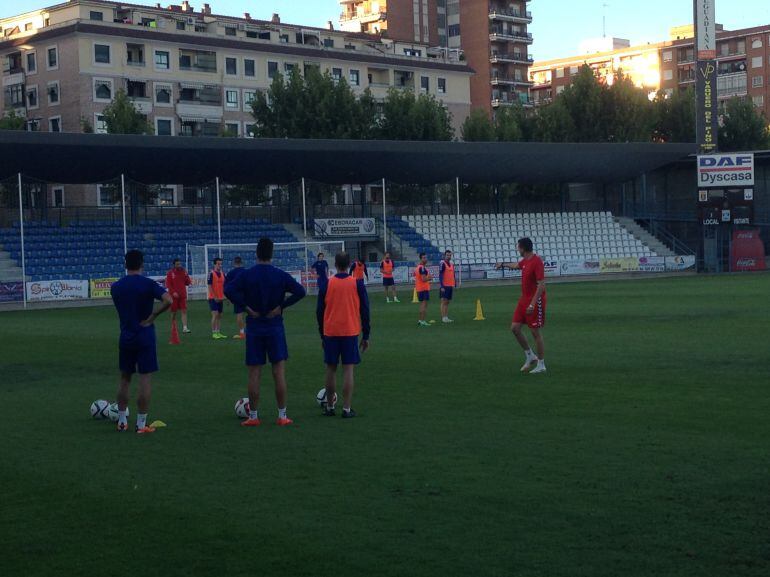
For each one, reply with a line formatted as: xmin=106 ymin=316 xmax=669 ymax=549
xmin=602 ymin=3 xmax=609 ymax=38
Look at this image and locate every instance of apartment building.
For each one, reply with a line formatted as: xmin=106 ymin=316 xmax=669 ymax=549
xmin=340 ymin=0 xmax=533 ymax=114
xmin=530 ymin=24 xmax=770 ymax=120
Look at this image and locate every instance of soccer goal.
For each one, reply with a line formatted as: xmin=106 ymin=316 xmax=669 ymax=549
xmin=187 ymin=241 xmax=345 ymax=294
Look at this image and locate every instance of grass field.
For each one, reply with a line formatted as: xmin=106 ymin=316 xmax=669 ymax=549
xmin=1 ymin=273 xmax=770 ymax=577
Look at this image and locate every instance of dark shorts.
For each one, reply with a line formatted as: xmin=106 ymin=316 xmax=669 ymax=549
xmin=119 ymin=343 xmax=158 ymax=375
xmin=323 ymin=336 xmax=360 ymax=366
xmin=440 ymin=286 xmax=454 ymax=301
xmin=382 ymin=277 xmax=395 ymax=286
xmin=233 ymin=304 xmax=245 ymax=315
xmin=418 ymin=290 xmax=430 ymax=302
xmin=246 ymin=329 xmax=288 ymax=366
xmin=208 ymin=299 xmax=223 ymax=313
xmin=171 ymin=295 xmax=187 ymax=312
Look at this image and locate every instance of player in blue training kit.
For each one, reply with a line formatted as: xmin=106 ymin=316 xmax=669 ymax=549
xmin=226 ymin=256 xmax=247 ymax=339
xmin=225 ymin=237 xmax=306 ymax=427
xmin=110 ymin=249 xmax=173 ymax=434
xmin=310 ymin=252 xmax=329 ymax=292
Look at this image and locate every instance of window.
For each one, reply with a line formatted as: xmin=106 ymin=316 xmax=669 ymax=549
xmin=26 ymin=52 xmax=36 ymax=73
xmin=25 ymin=23 xmax=33 ymax=31
xmin=225 ymin=26 xmax=236 ymax=36
xmin=94 ymin=113 xmax=107 ymax=134
xmin=52 ymin=187 xmax=64 ymax=208
xmin=438 ymin=78 xmax=446 ymax=94
xmin=751 ymin=38 xmax=763 ymax=50
xmin=284 ymin=62 xmax=295 ymax=74
xmin=662 ymin=50 xmax=673 ymax=62
xmin=93 ymin=78 xmax=113 ymax=101
xmin=97 ymin=183 xmax=119 ymax=206
xmin=126 ymin=80 xmax=147 ymax=99
xmin=556 ymin=85 xmax=565 ymax=94
xmin=4 ymin=84 xmax=23 ymax=107
xmin=243 ymin=89 xmax=257 ymax=110
xmin=663 ymin=69 xmax=673 ymax=81
xmin=48 ymin=116 xmax=61 ymax=132
xmin=752 ymin=75 xmax=764 ymax=88
xmin=244 ymin=123 xmax=256 ymax=138
xmin=323 ymin=38 xmax=334 ymax=48
xmin=719 ymin=42 xmax=729 ymax=57
xmin=225 ymin=89 xmax=238 ymax=108
xmin=154 ymin=84 xmax=172 ymax=105
xmin=556 ymin=67 xmax=564 ymax=78
xmin=46 ymin=46 xmax=57 ymax=69
xmin=349 ymin=69 xmax=360 ymax=86
xmin=26 ymin=85 xmax=38 ymax=108
xmin=244 ymin=59 xmax=255 ymax=77
xmin=157 ymin=187 xmax=175 ymax=206
xmin=154 ymin=50 xmax=170 ymax=70
xmin=737 ymin=40 xmax=746 ymax=54
xmin=26 ymin=119 xmax=40 ymax=132
xmin=332 ymin=67 xmax=342 ymax=82
xmin=94 ymin=43 xmax=111 ymax=64
xmin=753 ymin=95 xmax=764 ymax=108
xmin=420 ymin=76 xmax=429 ymax=93
xmin=268 ymin=61 xmax=278 ymax=79
xmin=155 ymin=118 xmax=173 ymax=136
xmin=176 ymin=20 xmax=185 ymax=30
xmin=570 ymin=66 xmax=578 ymax=75
xmin=224 ymin=122 xmax=240 ymax=136
xmin=225 ymin=56 xmax=237 ymax=75
xmin=752 ymin=56 xmax=763 ymax=69
xmin=47 ymin=81 xmax=59 ymax=105
xmin=89 ymin=11 xmax=103 ymax=21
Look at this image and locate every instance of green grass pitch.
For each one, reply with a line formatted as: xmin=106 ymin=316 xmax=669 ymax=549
xmin=1 ymin=274 xmax=769 ymax=577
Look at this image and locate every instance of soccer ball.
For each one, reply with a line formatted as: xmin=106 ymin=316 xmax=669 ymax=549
xmin=90 ymin=399 xmax=110 ymax=419
xmin=107 ymin=403 xmax=129 ymax=422
xmin=316 ymin=388 xmax=338 ymax=407
xmin=234 ymin=397 xmax=250 ymax=419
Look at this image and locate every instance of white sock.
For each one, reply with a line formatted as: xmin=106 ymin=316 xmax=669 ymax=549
xmin=136 ymin=413 xmax=147 ymax=429
xmin=183 ymin=325 xmax=188 ymax=330
xmin=537 ymin=359 xmax=546 ymax=368
xmin=525 ymin=349 xmax=536 ymax=361
xmin=118 ymin=409 xmax=127 ymax=425
xmin=278 ymin=407 xmax=287 ymax=419
xmin=249 ymin=409 xmax=258 ymax=420
xmin=240 ymin=329 xmax=245 ymax=335
xmin=343 ymin=407 xmax=352 ymax=414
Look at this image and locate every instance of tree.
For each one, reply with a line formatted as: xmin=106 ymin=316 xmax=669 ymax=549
xmin=461 ymin=108 xmax=495 ymax=141
xmin=378 ymin=89 xmax=454 ymax=141
xmin=0 ymin=110 xmax=26 ymax=131
xmin=494 ymin=105 xmax=525 ymax=142
xmin=102 ymin=89 xmax=153 ymax=134
xmin=653 ymin=88 xmax=695 ymax=143
xmin=532 ymin=99 xmax=576 ymax=142
xmin=557 ymin=65 xmax=606 ymax=142
xmin=603 ymin=72 xmax=655 ymax=142
xmin=719 ymin=97 xmax=770 ymax=152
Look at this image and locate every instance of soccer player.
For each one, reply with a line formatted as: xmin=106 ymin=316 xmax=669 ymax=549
xmin=110 ymin=250 xmax=173 ymax=433
xmin=415 ymin=252 xmax=432 ymax=327
xmin=226 ymin=256 xmax=246 ymax=339
xmin=310 ymin=252 xmax=329 ymax=292
xmin=495 ymin=237 xmax=547 ymax=374
xmin=165 ymin=258 xmax=192 ymax=333
xmin=224 ymin=238 xmax=306 ymax=427
xmin=380 ymin=251 xmax=399 ymax=303
xmin=439 ymin=250 xmax=456 ymax=323
xmin=350 ymin=256 xmax=369 ymax=282
xmin=317 ymin=251 xmax=370 ymax=418
xmin=208 ymin=257 xmax=226 ymax=339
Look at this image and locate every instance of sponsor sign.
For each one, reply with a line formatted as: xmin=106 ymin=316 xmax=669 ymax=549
xmin=730 ymin=229 xmax=767 ymax=272
xmin=697 ymin=154 xmax=754 ymax=187
xmin=314 ymin=218 xmax=376 ymax=238
xmin=638 ymin=256 xmax=666 ymax=273
xmin=0 ymin=281 xmax=23 ymax=302
xmin=27 ymin=279 xmax=89 ymax=302
xmin=90 ymin=277 xmax=119 ymax=299
xmin=695 ymin=0 xmax=716 ymax=59
xmin=543 ymin=259 xmax=560 ymax=277
xmin=559 ymin=260 xmax=600 ymax=276
xmin=600 ymin=257 xmax=640 ymax=273
xmin=696 ymin=61 xmax=718 ymax=154
xmin=665 ymin=255 xmax=696 ymax=271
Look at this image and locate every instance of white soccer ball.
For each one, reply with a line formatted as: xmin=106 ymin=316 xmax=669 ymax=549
xmin=107 ymin=403 xmax=129 ymax=422
xmin=90 ymin=399 xmax=111 ymax=420
xmin=316 ymin=388 xmax=338 ymax=407
xmin=234 ymin=397 xmax=250 ymax=419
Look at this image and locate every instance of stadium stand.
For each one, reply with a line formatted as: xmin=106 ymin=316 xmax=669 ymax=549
xmin=0 ymin=219 xmax=298 ymax=281
xmin=397 ymin=212 xmax=659 ymax=263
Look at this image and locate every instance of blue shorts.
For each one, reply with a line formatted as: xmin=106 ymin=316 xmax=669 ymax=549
xmin=209 ymin=299 xmax=223 ymax=313
xmin=119 ymin=344 xmax=158 ymax=375
xmin=323 ymin=336 xmax=360 ymax=366
xmin=440 ymin=287 xmax=454 ymax=301
xmin=418 ymin=290 xmax=430 ymax=302
xmin=233 ymin=304 xmax=245 ymax=315
xmin=246 ymin=329 xmax=288 ymax=366
xmin=382 ymin=277 xmax=395 ymax=287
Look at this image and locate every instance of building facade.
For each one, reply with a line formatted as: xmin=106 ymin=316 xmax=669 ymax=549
xmin=531 ymin=25 xmax=770 ymax=120
xmin=0 ymin=0 xmax=472 ymax=206
xmin=340 ymin=0 xmax=534 ymax=114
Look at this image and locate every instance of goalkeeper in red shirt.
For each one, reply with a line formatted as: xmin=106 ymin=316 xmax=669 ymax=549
xmin=165 ymin=259 xmax=192 ymax=334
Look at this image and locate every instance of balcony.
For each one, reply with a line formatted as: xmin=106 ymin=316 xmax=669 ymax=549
xmin=2 ymin=72 xmax=25 ymax=87
xmin=717 ymin=71 xmax=748 ymax=99
xmin=492 ymin=96 xmax=534 ymax=109
xmin=489 ymin=30 xmax=533 ymax=44
xmin=490 ymin=52 xmax=534 ymax=65
xmin=340 ymin=9 xmax=386 ymax=24
xmin=490 ymin=75 xmax=534 ymax=87
xmin=489 ymin=9 xmax=533 ymax=24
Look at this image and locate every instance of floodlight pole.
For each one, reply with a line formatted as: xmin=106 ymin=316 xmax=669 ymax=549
xmin=456 ymin=176 xmax=461 ymax=286
xmin=215 ymin=177 xmax=222 ymax=258
xmin=301 ymin=178 xmax=309 ymax=290
xmin=17 ymin=173 xmax=27 ymax=308
xmin=382 ymin=178 xmax=387 ymax=254
xmin=120 ymin=174 xmax=127 ymax=256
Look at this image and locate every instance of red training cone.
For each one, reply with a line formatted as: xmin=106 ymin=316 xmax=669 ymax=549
xmin=169 ymin=321 xmax=181 ymax=345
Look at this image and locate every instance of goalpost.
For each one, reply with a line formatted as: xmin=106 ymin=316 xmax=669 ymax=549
xmin=187 ymin=241 xmax=346 ymax=295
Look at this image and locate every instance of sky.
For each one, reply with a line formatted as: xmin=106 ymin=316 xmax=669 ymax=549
xmin=3 ymin=0 xmax=770 ymax=61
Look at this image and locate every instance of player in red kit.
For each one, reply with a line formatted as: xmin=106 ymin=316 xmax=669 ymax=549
xmin=496 ymin=238 xmax=547 ymax=374
xmin=165 ymin=258 xmax=192 ymax=333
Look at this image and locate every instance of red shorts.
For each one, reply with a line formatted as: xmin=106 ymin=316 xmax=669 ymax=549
xmin=513 ymin=296 xmax=546 ymax=328
xmin=171 ymin=295 xmax=187 ymax=312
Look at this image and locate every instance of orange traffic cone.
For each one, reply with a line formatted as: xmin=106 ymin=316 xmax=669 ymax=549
xmin=169 ymin=320 xmax=181 ymax=345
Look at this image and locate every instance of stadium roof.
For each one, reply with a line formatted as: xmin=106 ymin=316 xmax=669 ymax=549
xmin=0 ymin=131 xmax=697 ymax=186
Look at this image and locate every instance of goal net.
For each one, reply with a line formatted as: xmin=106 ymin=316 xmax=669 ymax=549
xmin=187 ymin=241 xmax=345 ymax=295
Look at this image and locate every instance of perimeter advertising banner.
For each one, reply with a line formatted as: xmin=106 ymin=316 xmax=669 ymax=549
xmin=730 ymin=229 xmax=767 ymax=272
xmin=665 ymin=256 xmax=696 ymax=271
xmin=314 ymin=218 xmax=376 ymax=238
xmin=600 ymin=257 xmax=640 ymax=273
xmin=694 ymin=0 xmax=717 ymax=153
xmin=697 ymin=154 xmax=754 ymax=187
xmin=560 ymin=260 xmax=601 ymax=276
xmin=90 ymin=277 xmax=118 ymax=299
xmin=637 ymin=256 xmax=666 ymax=272
xmin=27 ymin=279 xmax=89 ymax=302
xmin=0 ymin=282 xmax=23 ymax=302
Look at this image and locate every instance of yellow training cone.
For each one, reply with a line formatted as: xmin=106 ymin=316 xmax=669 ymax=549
xmin=149 ymin=420 xmax=167 ymax=428
xmin=473 ymin=299 xmax=486 ymax=321
xmin=412 ymin=288 xmax=419 ymax=303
